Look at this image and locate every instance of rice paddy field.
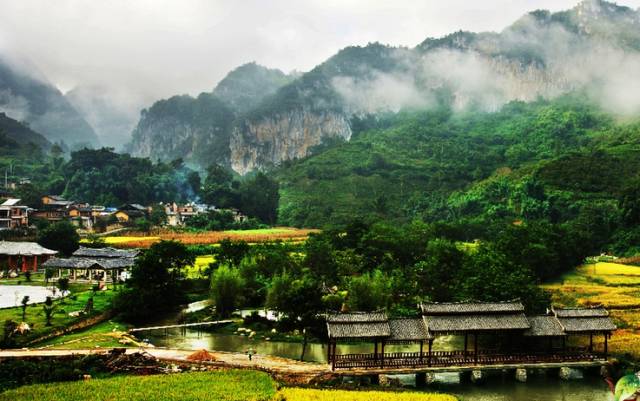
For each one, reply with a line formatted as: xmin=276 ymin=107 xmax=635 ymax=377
xmin=543 ymin=261 xmax=640 ymax=358
xmin=0 ymin=370 xmax=456 ymax=401
xmin=92 ymin=227 xmax=318 ymax=248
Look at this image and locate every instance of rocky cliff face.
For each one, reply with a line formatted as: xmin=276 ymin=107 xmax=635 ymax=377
xmin=230 ymin=109 xmax=351 ymax=174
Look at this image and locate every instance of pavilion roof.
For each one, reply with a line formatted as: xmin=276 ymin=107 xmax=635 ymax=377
xmin=550 ymin=306 xmax=616 ymax=333
xmin=326 ymin=312 xmax=390 ymax=339
xmin=0 ymin=241 xmax=57 ymax=256
xmin=551 ymin=307 xmax=609 ymax=318
xmin=524 ymin=315 xmax=566 ymax=337
xmin=42 ymin=256 xmax=136 ymax=270
xmin=73 ymin=247 xmax=140 ymax=259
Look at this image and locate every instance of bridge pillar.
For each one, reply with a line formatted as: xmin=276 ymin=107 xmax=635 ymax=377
xmin=415 ymin=372 xmax=427 ymax=388
xmin=515 ymin=368 xmax=527 ymax=383
xmin=471 ymin=369 xmax=485 ymax=384
xmin=559 ymin=367 xmax=584 ymax=380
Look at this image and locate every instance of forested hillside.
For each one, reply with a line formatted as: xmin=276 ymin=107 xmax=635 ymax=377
xmin=276 ymin=95 xmax=640 ymax=256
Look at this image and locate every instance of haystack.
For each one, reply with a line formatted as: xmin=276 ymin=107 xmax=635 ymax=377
xmin=187 ymin=349 xmax=217 ymax=362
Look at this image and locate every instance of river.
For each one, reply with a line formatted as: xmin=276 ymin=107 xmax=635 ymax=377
xmin=143 ymin=324 xmax=614 ymax=401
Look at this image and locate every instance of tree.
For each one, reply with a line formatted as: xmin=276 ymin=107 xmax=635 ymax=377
xmin=112 ymin=240 xmax=195 ymax=323
xmin=20 ymin=296 xmax=29 ymax=321
xmin=44 ymin=268 xmax=54 ymax=285
xmin=266 ymin=274 xmax=323 ymax=361
xmin=210 ymin=264 xmax=244 ymax=318
xmin=412 ymin=239 xmax=465 ymax=302
xmin=37 ymin=221 xmax=80 ymax=256
xmin=149 ymin=204 xmax=167 ymax=226
xmin=1 ymin=320 xmax=17 ymax=348
xmin=43 ymin=296 xmax=55 ymax=326
xmin=216 ymin=239 xmax=250 ymax=267
xmin=57 ymin=277 xmax=70 ymax=298
xmin=345 ymin=270 xmax=391 ymax=311
xmin=239 ymin=172 xmax=279 ymax=224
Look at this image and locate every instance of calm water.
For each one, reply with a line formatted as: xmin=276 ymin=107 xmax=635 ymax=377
xmin=0 ymin=284 xmax=63 ymax=308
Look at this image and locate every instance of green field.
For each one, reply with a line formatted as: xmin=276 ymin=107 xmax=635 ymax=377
xmin=0 ymin=370 xmax=276 ymax=401
xmin=34 ymin=320 xmax=135 ymax=349
xmin=0 ymin=370 xmax=457 ymax=401
xmin=0 ymin=283 xmax=116 ymax=346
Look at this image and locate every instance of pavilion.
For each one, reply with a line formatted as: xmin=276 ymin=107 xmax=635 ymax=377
xmin=326 ymin=301 xmax=616 ymax=370
xmin=42 ymin=246 xmax=139 ymax=282
xmin=0 ymin=241 xmax=57 ymax=272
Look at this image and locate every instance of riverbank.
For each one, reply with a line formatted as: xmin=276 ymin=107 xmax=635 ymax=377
xmin=0 ymin=369 xmax=456 ymax=401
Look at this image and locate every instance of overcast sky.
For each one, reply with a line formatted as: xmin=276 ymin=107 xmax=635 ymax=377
xmin=1 ymin=0 xmax=639 ymax=104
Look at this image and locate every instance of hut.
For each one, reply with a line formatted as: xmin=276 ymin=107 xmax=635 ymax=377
xmin=42 ymin=246 xmax=139 ymax=282
xmin=551 ymin=306 xmax=616 ymax=357
xmin=0 ymin=241 xmax=57 ymax=272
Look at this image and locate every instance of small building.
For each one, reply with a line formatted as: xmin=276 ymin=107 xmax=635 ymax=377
xmin=0 ymin=241 xmax=58 ymax=272
xmin=32 ymin=195 xmax=75 ymax=222
xmin=0 ymin=198 xmax=28 ymax=229
xmin=42 ymin=246 xmax=139 ymax=282
xmin=164 ymin=202 xmax=199 ymax=226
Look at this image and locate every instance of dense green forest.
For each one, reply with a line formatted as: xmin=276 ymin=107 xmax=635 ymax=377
xmin=275 ymin=96 xmax=640 ymax=256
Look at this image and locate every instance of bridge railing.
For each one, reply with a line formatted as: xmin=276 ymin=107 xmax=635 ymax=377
xmin=332 ymin=349 xmax=603 ymax=370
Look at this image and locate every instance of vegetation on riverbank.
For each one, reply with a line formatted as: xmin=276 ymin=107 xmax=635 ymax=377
xmin=33 ymin=320 xmax=136 ymax=350
xmin=276 ymin=388 xmax=457 ymax=401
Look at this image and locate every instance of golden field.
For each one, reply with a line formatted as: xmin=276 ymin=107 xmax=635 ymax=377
xmin=90 ymin=227 xmax=318 ymax=248
xmin=543 ymin=262 xmax=640 ymax=358
xmin=275 ymin=388 xmax=456 ymax=401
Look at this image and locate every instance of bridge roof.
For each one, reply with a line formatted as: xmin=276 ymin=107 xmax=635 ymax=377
xmin=424 ymin=314 xmax=530 ymax=333
xmin=524 ymin=315 xmax=566 ymax=337
xmin=420 ymin=301 xmax=524 ymax=315
xmin=388 ymin=318 xmax=432 ymax=341
xmin=326 ymin=312 xmax=390 ymax=339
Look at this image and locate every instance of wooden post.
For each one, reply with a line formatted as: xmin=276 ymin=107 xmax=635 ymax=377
xmin=327 ymin=339 xmax=332 ymax=363
xmin=419 ymin=340 xmax=424 ymax=363
xmin=332 ymin=341 xmax=337 ymax=370
xmin=428 ymin=339 xmax=433 ymax=367
xmin=380 ymin=341 xmax=385 ymax=368
xmin=474 ymin=334 xmax=478 ymax=363
xmin=374 ymin=340 xmax=378 ymax=362
xmin=464 ymin=333 xmax=468 ymax=360
xmin=589 ymin=333 xmax=593 ymax=352
xmin=604 ymin=334 xmax=608 ymax=359
xmin=33 ymin=255 xmax=38 ymax=271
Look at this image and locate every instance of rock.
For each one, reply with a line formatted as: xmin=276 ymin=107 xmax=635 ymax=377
xmin=471 ymin=370 xmax=485 ymax=384
xmin=379 ymin=375 xmax=401 ymax=387
xmin=515 ymin=368 xmax=528 ymax=383
xmin=559 ymin=367 xmax=584 ymax=380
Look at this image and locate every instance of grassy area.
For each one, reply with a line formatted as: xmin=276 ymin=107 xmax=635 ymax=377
xmin=0 ymin=285 xmax=116 ymax=346
xmin=91 ymin=227 xmax=318 ymax=248
xmin=185 ymin=255 xmax=215 ymax=278
xmin=543 ymin=262 xmax=640 ymax=358
xmin=33 ymin=320 xmax=137 ymax=349
xmin=0 ymin=370 xmax=276 ymax=401
xmin=277 ymin=388 xmax=457 ymax=401
xmin=0 ymin=370 xmax=457 ymax=401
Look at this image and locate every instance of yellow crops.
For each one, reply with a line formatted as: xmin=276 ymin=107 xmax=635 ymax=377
xmin=275 ymin=388 xmax=457 ymax=401
xmin=543 ymin=262 xmax=640 ymax=358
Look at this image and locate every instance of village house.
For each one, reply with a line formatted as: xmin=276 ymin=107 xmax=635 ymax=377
xmin=0 ymin=198 xmax=29 ymax=230
xmin=0 ymin=241 xmax=57 ymax=273
xmin=164 ymin=202 xmax=199 ymax=226
xmin=115 ymin=203 xmax=149 ymax=223
xmin=32 ymin=195 xmax=74 ymax=222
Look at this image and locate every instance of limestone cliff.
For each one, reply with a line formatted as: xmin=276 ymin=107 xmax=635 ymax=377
xmin=230 ymin=109 xmax=351 ymax=175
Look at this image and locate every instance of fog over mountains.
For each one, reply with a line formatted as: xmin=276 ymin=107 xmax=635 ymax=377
xmin=1 ymin=0 xmax=640 ymax=172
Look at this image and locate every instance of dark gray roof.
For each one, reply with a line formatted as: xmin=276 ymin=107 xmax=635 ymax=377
xmin=0 ymin=241 xmax=58 ymax=256
xmin=388 ymin=318 xmax=432 ymax=341
xmin=326 ymin=312 xmax=390 ymax=339
xmin=557 ymin=317 xmax=616 ymax=333
xmin=424 ymin=314 xmax=530 ymax=333
xmin=326 ymin=312 xmax=387 ymax=323
xmin=73 ymin=247 xmax=140 ymax=258
xmin=420 ymin=301 xmax=525 ymax=315
xmin=552 ymin=307 xmax=609 ymax=318
xmin=42 ymin=256 xmax=136 ymax=270
xmin=524 ymin=315 xmax=566 ymax=337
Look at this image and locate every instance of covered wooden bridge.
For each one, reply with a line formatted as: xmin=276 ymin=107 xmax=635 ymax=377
xmin=326 ymin=301 xmax=616 ymax=370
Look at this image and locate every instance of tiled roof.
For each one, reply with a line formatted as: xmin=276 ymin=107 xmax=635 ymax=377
xmin=388 ymin=318 xmax=432 ymax=341
xmin=552 ymin=307 xmax=609 ymax=318
xmin=73 ymin=247 xmax=140 ymax=258
xmin=524 ymin=315 xmax=566 ymax=337
xmin=0 ymin=241 xmax=58 ymax=256
xmin=420 ymin=301 xmax=525 ymax=315
xmin=424 ymin=314 xmax=530 ymax=333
